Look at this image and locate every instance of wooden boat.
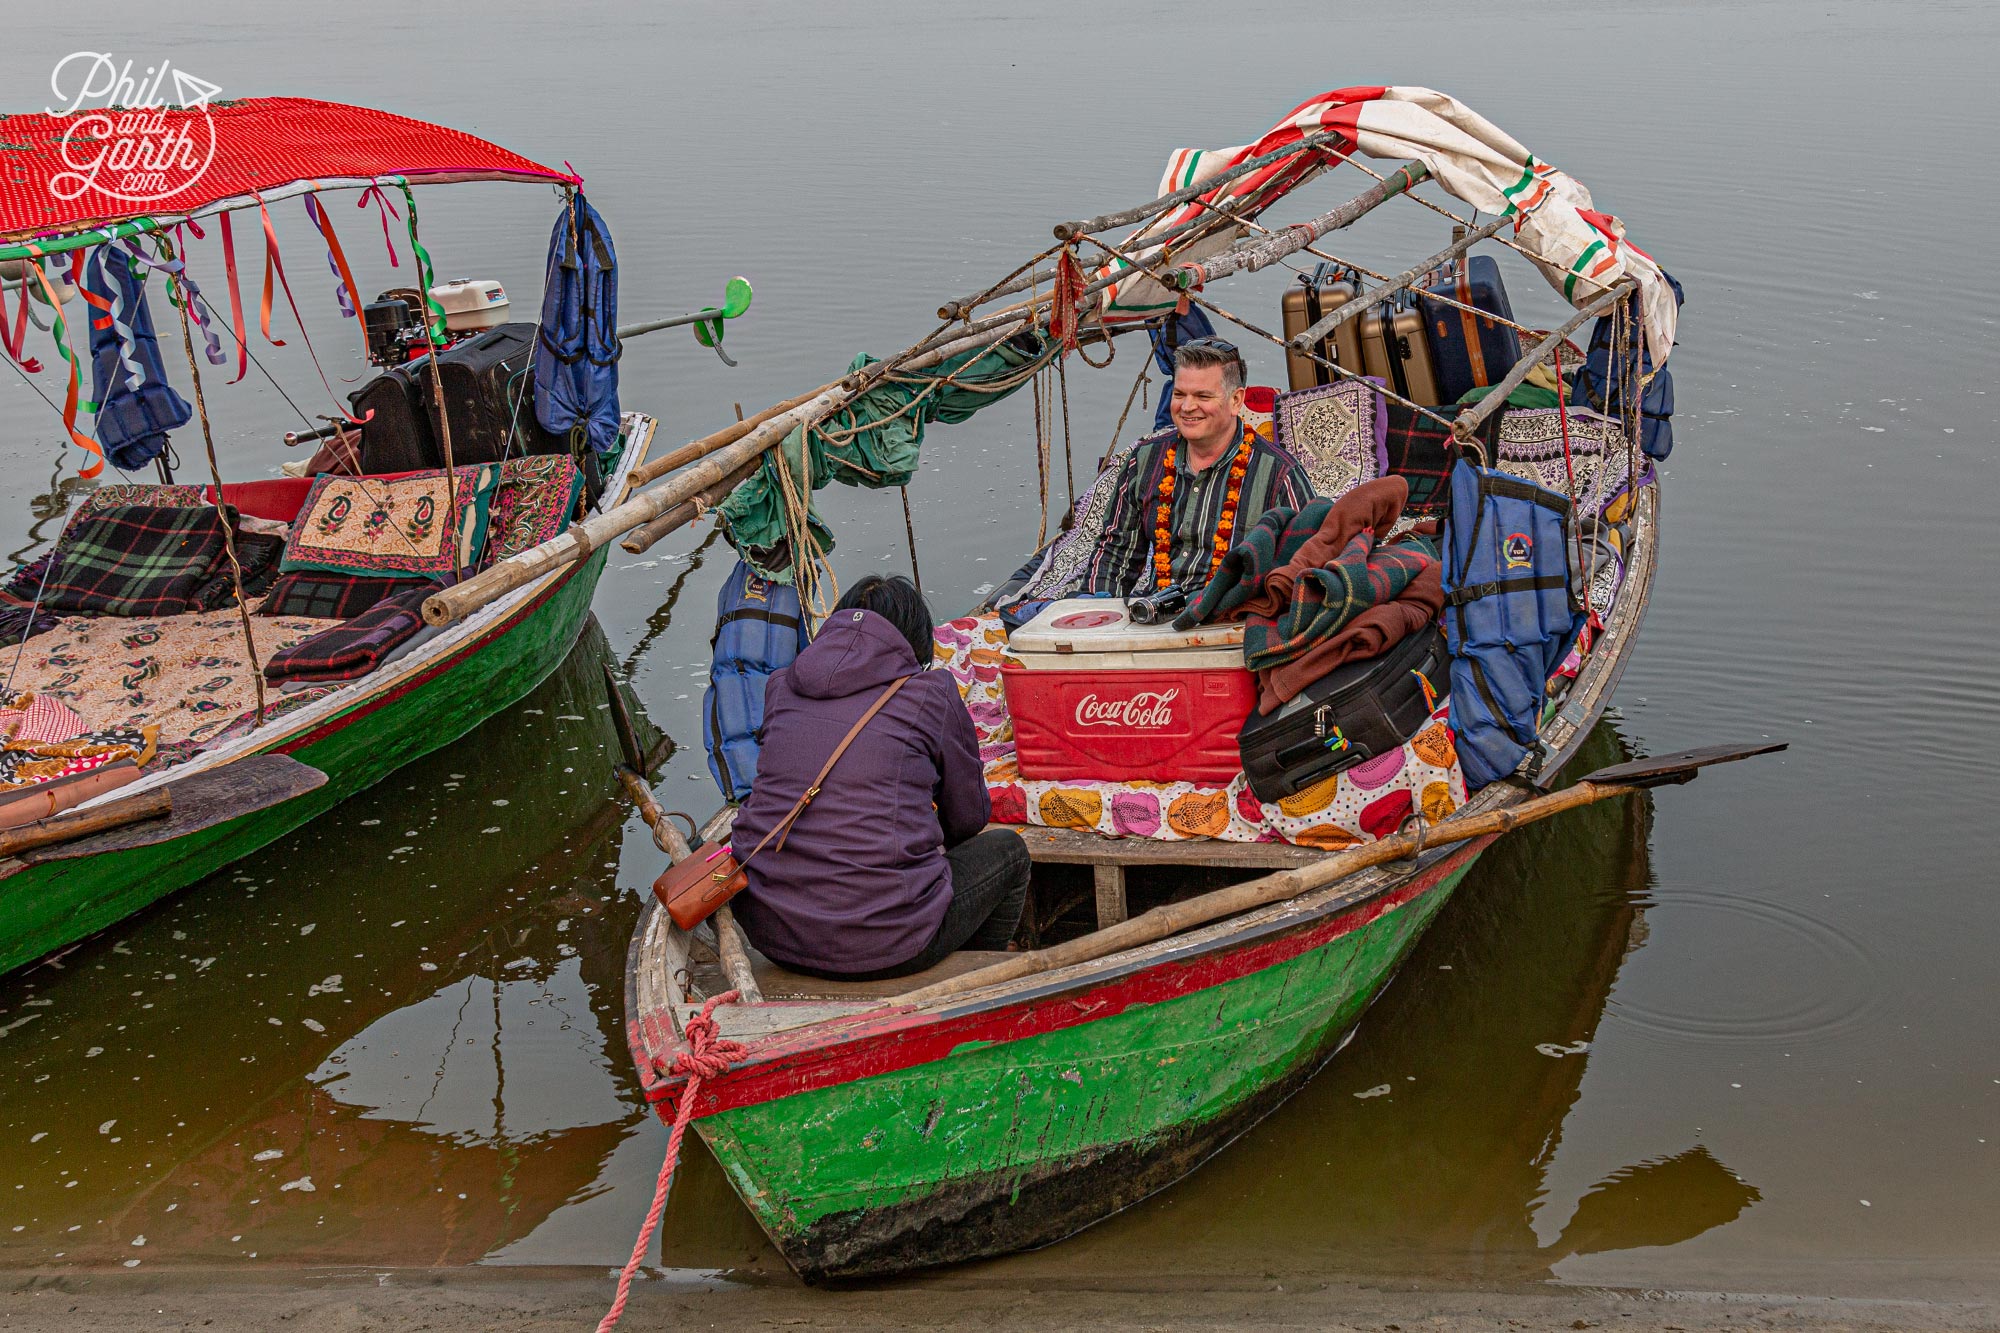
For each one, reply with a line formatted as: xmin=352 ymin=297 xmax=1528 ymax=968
xmin=0 ymin=99 xmax=665 ymax=974
xmin=603 ymin=88 xmax=1693 ymax=1280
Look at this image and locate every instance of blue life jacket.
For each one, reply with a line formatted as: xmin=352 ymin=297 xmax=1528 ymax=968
xmin=1440 ymin=459 xmax=1583 ymax=789
xmin=703 ymin=560 xmax=811 ymax=802
xmin=534 ymin=193 xmax=621 ymax=455
xmin=1147 ymin=305 xmax=1217 ymax=431
xmin=85 ymin=247 xmax=191 ymax=472
xmin=1570 ymin=269 xmax=1683 ymax=461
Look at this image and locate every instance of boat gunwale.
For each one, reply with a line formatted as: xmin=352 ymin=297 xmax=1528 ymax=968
xmin=626 ymin=480 xmax=1659 ymax=1112
xmin=32 ymin=414 xmax=657 ymax=816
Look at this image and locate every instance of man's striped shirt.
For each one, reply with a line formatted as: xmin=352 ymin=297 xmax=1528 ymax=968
xmin=1082 ymin=419 xmax=1316 ymax=596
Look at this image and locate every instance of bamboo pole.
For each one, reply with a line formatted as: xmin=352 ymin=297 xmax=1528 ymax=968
xmin=1289 ymin=213 xmax=1511 ymax=352
xmin=421 ymin=320 xmax=1044 ymax=628
xmin=625 ymin=385 xmax=835 ymax=489
xmin=1449 ymin=279 xmax=1635 ymax=441
xmin=902 ymin=779 xmax=1625 ymax=1006
xmin=0 ymin=787 xmax=173 ymax=858
xmin=1051 ymin=130 xmax=1349 ymax=241
xmin=1156 ymin=162 xmax=1431 ymax=291
xmin=619 ymin=456 xmax=758 ymax=555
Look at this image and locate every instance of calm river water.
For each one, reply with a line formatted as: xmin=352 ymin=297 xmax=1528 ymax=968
xmin=1 ymin=0 xmax=1995 ymax=1302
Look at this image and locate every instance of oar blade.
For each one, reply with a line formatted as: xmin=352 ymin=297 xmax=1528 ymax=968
xmin=1579 ymin=741 xmax=1788 ymax=790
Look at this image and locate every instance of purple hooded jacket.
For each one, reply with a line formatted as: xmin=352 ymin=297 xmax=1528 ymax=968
xmin=728 ymin=607 xmax=990 ymax=973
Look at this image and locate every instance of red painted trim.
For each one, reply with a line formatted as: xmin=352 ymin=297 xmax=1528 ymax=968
xmin=645 ymin=837 xmax=1489 ymax=1118
xmin=275 ymin=562 xmax=577 ymax=754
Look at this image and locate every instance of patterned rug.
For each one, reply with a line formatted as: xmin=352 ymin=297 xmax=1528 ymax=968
xmin=1270 ymin=378 xmax=1388 ymax=501
xmin=1494 ymin=408 xmax=1636 ymax=517
xmin=11 ymin=608 xmax=340 ymax=752
xmin=935 ymin=612 xmax=1465 ymax=849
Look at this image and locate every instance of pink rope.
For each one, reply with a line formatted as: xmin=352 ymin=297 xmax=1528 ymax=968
xmin=596 ymin=989 xmax=747 ymax=1333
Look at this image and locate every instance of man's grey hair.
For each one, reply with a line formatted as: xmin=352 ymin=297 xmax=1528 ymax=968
xmin=1173 ymin=341 xmax=1245 ymax=393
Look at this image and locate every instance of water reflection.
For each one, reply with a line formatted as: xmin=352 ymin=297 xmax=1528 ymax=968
xmin=1014 ymin=719 xmax=1762 ymax=1282
xmin=0 ymin=621 xmax=651 ymax=1267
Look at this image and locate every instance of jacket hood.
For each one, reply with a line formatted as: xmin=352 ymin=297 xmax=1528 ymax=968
xmin=788 ymin=608 xmax=918 ymax=699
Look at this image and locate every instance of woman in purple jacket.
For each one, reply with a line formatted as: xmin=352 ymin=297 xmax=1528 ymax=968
xmin=729 ymin=575 xmax=1030 ymax=980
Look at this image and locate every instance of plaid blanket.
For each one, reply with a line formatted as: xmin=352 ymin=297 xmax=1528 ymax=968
xmin=44 ymin=505 xmax=233 ymax=617
xmin=189 ymin=531 xmax=285 ymax=612
xmin=1242 ymin=531 xmax=1433 ymax=672
xmin=0 ymin=555 xmax=64 ymax=644
xmin=1382 ymin=402 xmax=1460 ymax=519
xmin=257 ymin=569 xmax=432 ymax=620
xmin=1173 ymin=499 xmax=1333 ymax=629
xmin=262 ymin=582 xmax=435 ymax=684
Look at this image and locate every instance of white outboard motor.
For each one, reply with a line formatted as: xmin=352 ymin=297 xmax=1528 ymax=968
xmin=427 ymin=278 xmax=510 ymax=332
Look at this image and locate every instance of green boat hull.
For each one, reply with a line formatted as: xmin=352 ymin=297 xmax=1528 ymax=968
xmin=0 ymin=550 xmax=607 ymax=977
xmin=693 ymin=850 xmax=1480 ymax=1280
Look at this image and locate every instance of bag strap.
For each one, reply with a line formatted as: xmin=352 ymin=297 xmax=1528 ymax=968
xmin=740 ymin=673 xmax=913 ymax=864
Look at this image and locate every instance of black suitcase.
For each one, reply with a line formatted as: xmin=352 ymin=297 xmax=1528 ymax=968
xmin=349 ymin=322 xmax=572 ymax=474
xmin=349 ymin=362 xmax=434 ymax=474
xmin=1238 ymin=625 xmax=1451 ymax=802
xmin=423 ymin=322 xmax=573 ymax=465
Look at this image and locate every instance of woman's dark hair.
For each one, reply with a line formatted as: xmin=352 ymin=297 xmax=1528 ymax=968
xmin=836 ymin=574 xmax=934 ymax=667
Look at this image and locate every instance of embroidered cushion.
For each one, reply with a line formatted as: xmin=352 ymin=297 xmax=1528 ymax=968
xmin=485 ymin=455 xmax=583 ymax=561
xmin=280 ymin=465 xmax=499 ymax=578
xmin=1271 ymin=379 xmax=1388 ymax=500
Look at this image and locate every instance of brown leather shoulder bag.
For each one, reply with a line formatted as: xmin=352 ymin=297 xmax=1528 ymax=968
xmin=653 ymin=674 xmax=912 ymax=931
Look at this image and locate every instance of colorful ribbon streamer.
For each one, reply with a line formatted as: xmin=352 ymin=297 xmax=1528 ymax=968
xmin=22 ymin=246 xmax=104 ymax=479
xmin=394 ymin=182 xmax=447 ymax=344
xmin=0 ymin=271 xmax=44 ymax=374
xmin=253 ymin=194 xmax=365 ymax=424
xmin=302 ymin=194 xmax=362 ymax=320
xmin=218 ymin=212 xmax=250 ymax=384
xmin=355 ymin=184 xmax=402 ymax=269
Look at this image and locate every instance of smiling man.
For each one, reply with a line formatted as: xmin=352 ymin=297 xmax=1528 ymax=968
xmin=1082 ymin=337 xmax=1315 ymax=598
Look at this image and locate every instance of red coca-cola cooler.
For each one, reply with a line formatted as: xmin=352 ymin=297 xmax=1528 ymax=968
xmin=1002 ymin=599 xmax=1255 ymax=784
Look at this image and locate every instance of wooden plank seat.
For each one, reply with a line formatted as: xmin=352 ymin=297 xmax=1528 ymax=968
xmin=990 ymin=823 xmax=1328 ymax=928
xmin=688 ymin=937 xmax=1015 ymax=1004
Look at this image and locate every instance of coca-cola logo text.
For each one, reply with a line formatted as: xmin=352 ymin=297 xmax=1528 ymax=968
xmin=1073 ymin=688 xmax=1181 ymax=729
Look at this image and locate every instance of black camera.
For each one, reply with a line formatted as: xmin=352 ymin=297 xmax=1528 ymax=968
xmin=1126 ymin=584 xmax=1189 ymax=625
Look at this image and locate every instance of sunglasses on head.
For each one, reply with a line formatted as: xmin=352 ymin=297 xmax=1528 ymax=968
xmin=1180 ymin=336 xmax=1241 ymax=358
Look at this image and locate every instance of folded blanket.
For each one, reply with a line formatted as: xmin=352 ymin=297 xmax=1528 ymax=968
xmin=1174 ymin=478 xmax=1444 ymax=715
xmin=257 ymin=569 xmax=432 ymax=620
xmin=44 ymin=504 xmax=235 ymax=617
xmin=189 ymin=531 xmax=286 ymax=612
xmin=262 ymin=582 xmax=434 ymax=685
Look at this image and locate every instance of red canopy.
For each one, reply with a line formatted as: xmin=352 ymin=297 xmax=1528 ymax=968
xmin=0 ymin=97 xmax=575 ymax=243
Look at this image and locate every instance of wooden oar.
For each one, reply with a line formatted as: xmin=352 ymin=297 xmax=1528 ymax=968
xmin=601 ymin=667 xmax=763 ymax=1002
xmin=0 ymin=786 xmax=173 ymax=859
xmin=900 ymin=743 xmax=1786 ymax=1006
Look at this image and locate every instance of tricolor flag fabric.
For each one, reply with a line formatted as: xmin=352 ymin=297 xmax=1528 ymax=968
xmin=1096 ymin=86 xmax=1677 ymax=369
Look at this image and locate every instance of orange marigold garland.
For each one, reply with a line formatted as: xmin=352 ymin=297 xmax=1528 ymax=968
xmin=1153 ymin=425 xmax=1255 ymax=590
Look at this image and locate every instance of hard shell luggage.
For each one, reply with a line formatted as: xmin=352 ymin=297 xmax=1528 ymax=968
xmin=1236 ymin=625 xmax=1451 ymax=802
xmin=1357 ymin=301 xmax=1441 ymax=406
xmin=1415 ymin=253 xmax=1521 ymax=403
xmin=1281 ymin=263 xmax=1364 ymax=391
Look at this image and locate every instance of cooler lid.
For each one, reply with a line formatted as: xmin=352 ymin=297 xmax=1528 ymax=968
xmin=1009 ymin=598 xmax=1244 ymax=655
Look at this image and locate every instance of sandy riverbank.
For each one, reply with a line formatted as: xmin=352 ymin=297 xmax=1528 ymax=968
xmin=4 ymin=1268 xmax=1997 ymax=1332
